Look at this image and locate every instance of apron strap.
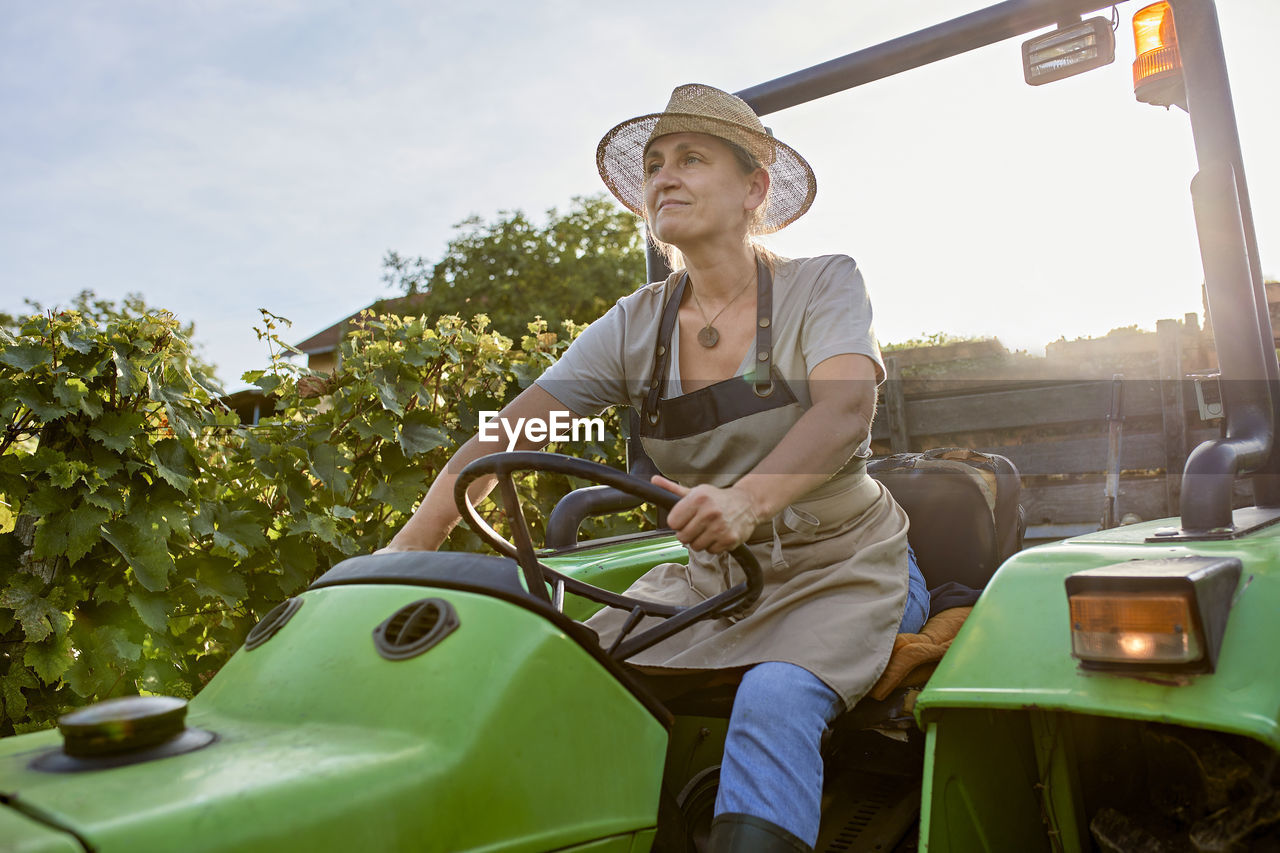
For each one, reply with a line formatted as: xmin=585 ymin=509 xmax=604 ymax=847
xmin=643 ymin=273 xmax=688 ymax=425
xmin=753 ymin=256 xmax=774 ymax=397
xmin=643 ymin=257 xmax=776 ymax=424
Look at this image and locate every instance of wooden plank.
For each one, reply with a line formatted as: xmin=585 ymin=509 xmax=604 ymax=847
xmin=901 ymin=380 xmax=1167 ymax=437
xmin=979 ymin=427 xmax=1222 ymax=477
xmin=1022 ymin=479 xmax=1170 ymax=526
xmin=884 ymin=357 xmax=910 ymax=453
xmin=871 ymin=405 xmax=889 ymax=441
xmin=977 ymin=432 xmax=1161 ymax=477
xmin=1021 ymin=474 xmax=1254 ymax=526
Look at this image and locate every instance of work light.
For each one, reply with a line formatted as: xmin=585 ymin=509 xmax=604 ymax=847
xmin=1066 ymin=556 xmax=1240 ymax=672
xmin=1022 ymin=17 xmax=1115 ymax=86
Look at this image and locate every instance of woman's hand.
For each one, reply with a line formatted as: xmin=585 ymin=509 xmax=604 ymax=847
xmin=652 ymin=475 xmax=760 ymax=554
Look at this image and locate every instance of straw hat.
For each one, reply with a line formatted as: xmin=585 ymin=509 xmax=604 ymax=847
xmin=596 ymin=83 xmax=817 ymax=234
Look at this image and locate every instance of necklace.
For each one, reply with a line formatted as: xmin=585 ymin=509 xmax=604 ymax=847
xmin=689 ymin=270 xmax=755 ymax=348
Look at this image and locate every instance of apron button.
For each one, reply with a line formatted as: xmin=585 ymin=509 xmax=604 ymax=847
xmin=758 ymin=317 xmax=770 ymax=328
xmin=657 ymin=345 xmax=667 ymax=356
xmin=757 ymin=351 xmax=768 ymax=362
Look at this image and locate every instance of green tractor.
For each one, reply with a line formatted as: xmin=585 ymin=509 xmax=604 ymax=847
xmin=3 ymin=0 xmax=1277 ymax=850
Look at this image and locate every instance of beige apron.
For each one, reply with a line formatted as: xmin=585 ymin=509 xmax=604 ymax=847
xmin=585 ymin=259 xmax=911 ymax=710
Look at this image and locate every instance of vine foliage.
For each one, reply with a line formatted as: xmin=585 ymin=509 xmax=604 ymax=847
xmin=0 ymin=304 xmax=638 ymax=735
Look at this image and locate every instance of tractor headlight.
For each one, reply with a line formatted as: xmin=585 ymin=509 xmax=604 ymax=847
xmin=1066 ymin=556 xmax=1240 ymax=672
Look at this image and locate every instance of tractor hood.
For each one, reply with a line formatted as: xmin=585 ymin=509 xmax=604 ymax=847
xmin=0 ymin=575 xmax=667 ymax=853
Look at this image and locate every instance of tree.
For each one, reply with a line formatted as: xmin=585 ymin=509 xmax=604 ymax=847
xmin=383 ymin=194 xmax=646 ymax=336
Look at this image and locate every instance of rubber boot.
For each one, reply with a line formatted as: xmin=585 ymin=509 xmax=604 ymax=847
xmin=707 ymin=813 xmax=814 ymax=853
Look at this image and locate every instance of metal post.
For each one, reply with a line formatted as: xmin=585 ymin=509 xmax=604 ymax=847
xmin=1172 ymin=0 xmax=1277 ymax=530
xmin=1157 ymin=321 xmax=1187 ymax=515
xmin=1102 ymin=374 xmax=1125 ymax=529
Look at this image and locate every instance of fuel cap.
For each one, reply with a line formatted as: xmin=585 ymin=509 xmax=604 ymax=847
xmin=58 ymin=695 xmax=189 ymax=757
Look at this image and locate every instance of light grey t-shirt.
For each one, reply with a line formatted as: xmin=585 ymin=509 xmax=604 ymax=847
xmin=535 ymin=254 xmax=885 ymax=417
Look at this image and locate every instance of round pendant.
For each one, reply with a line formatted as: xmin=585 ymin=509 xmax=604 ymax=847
xmin=697 ymin=325 xmax=719 ymax=348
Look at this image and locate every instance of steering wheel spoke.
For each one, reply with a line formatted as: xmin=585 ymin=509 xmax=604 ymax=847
xmin=455 ymin=452 xmax=763 ymax=661
xmin=497 ymin=474 xmax=553 ymax=605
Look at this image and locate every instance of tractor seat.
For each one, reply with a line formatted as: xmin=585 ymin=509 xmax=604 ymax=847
xmin=868 ymin=449 xmax=1023 ymax=592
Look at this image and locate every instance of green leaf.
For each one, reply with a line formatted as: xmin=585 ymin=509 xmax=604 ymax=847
xmin=17 ymin=388 xmax=73 ymax=422
xmin=253 ymin=373 xmax=283 ymax=395
xmin=33 ymin=503 xmax=109 ymax=565
xmin=305 ymin=513 xmax=343 ymax=548
xmin=59 ymin=329 xmax=95 ymax=354
xmin=151 ymin=438 xmax=196 ymax=493
xmin=193 ymin=557 xmax=249 ymax=608
xmin=87 ymin=411 xmax=146 ymax=453
xmin=53 ymin=376 xmax=101 ymax=418
xmin=0 ymin=343 xmax=53 ymax=371
xmin=1 ymin=667 xmax=38 ymax=721
xmin=330 ymin=505 xmax=357 ymax=519
xmin=192 ymin=504 xmax=267 ymax=559
xmin=147 ymin=377 xmax=186 ymax=405
xmin=102 ymin=521 xmax=175 ymax=591
xmin=351 ymin=409 xmax=399 ymax=442
xmin=0 ymin=575 xmax=66 ymax=642
xmin=98 ymin=626 xmax=142 ymax=662
xmin=84 ymin=488 xmax=126 ymax=514
xmin=399 ymin=410 xmax=449 ymax=456
xmin=112 ymin=346 xmax=146 ymax=396
xmin=47 ymin=457 xmax=90 ymax=489
xmin=24 ymin=633 xmax=75 ymax=684
xmin=63 ymin=644 xmax=118 ymax=699
xmin=310 ymin=443 xmax=353 ymax=493
xmin=369 ymin=466 xmax=429 ymax=514
xmin=276 ymin=536 xmax=318 ymax=596
xmin=128 ymin=589 xmax=169 ymax=633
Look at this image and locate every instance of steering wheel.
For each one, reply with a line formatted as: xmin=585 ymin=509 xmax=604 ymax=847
xmin=454 ymin=451 xmax=763 ymax=661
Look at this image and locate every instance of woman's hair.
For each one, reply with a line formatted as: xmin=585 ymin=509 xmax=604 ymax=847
xmin=644 ymin=137 xmax=775 ymax=274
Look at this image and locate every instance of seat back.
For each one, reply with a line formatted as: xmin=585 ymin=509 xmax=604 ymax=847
xmin=868 ymin=449 xmax=1023 ymax=590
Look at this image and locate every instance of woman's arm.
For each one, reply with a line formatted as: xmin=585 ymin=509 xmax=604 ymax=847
xmin=380 ymin=384 xmax=571 ymax=552
xmin=655 ymin=353 xmax=878 ymax=553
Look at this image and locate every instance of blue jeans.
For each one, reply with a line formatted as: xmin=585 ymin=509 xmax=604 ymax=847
xmin=713 ymin=547 xmax=930 ymax=845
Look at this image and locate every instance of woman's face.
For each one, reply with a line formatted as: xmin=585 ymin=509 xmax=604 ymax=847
xmin=642 ymin=132 xmax=767 ymax=249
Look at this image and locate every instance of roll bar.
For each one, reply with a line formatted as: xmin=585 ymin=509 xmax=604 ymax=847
xmin=641 ymin=0 xmax=1280 ymax=541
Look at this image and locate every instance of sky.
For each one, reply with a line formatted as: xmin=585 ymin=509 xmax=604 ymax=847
xmin=3 ymin=0 xmax=1277 ymax=389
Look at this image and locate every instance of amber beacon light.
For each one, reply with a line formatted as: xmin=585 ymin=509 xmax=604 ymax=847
xmin=1132 ymin=2 xmax=1186 ymax=108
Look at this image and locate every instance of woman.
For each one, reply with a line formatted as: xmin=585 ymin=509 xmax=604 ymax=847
xmin=384 ymin=83 xmax=930 ymax=853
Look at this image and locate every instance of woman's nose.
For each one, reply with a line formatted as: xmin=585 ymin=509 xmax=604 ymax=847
xmin=649 ymin=164 xmax=679 ymax=188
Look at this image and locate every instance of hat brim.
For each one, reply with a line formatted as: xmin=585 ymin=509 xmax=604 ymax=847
xmin=596 ymin=111 xmax=817 ymax=235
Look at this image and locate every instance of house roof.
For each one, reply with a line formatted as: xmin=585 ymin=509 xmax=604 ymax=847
xmin=294 ymin=294 xmax=432 ymax=355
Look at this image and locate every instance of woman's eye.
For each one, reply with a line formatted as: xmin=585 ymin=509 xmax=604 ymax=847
xmin=683 ymin=154 xmax=701 ymax=165
xmin=646 ymin=162 xmax=661 ymax=175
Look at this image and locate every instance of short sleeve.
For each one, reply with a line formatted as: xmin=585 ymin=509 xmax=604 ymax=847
xmin=534 ymin=305 xmax=630 ymax=416
xmin=799 ymin=256 xmax=886 ymax=384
